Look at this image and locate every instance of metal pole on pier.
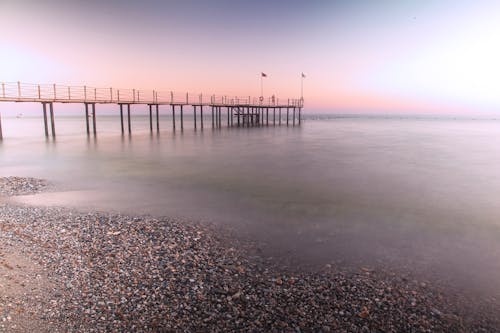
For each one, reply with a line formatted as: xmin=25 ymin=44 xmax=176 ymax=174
xmin=149 ymin=104 xmax=153 ymax=132
xmin=172 ymin=105 xmax=176 ymax=130
xmin=194 ymin=106 xmax=197 ymax=130
xmin=211 ymin=106 xmax=214 ymax=128
xmin=180 ymin=105 xmax=184 ymax=130
xmin=85 ymin=103 xmax=90 ymax=135
xmin=200 ymin=105 xmax=204 ymax=129
xmin=127 ymin=104 xmax=131 ymax=134
xmin=42 ymin=103 xmax=49 ymax=137
xmin=92 ymin=103 xmax=97 ymax=135
xmin=156 ymin=104 xmax=160 ymax=132
xmin=49 ymin=103 xmax=56 ymax=138
xmin=120 ymin=104 xmax=124 ymax=134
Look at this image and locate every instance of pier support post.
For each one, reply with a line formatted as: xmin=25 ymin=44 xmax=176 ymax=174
xmin=237 ymin=108 xmax=240 ymax=127
xmin=180 ymin=105 xmax=184 ymax=130
xmin=172 ymin=105 xmax=176 ymax=130
xmin=266 ymin=108 xmax=269 ymax=126
xmin=42 ymin=103 xmax=49 ymax=137
xmin=149 ymin=104 xmax=153 ymax=132
xmin=200 ymin=105 xmax=204 ymax=129
xmin=219 ymin=107 xmax=222 ymax=128
xmin=273 ymin=108 xmax=276 ymax=126
xmin=193 ymin=106 xmax=197 ymax=130
xmin=156 ymin=104 xmax=159 ymax=132
xmin=279 ymin=108 xmax=282 ymax=125
xmin=85 ymin=103 xmax=90 ymax=135
xmin=286 ymin=107 xmax=289 ymax=126
xmin=49 ymin=103 xmax=56 ymax=138
xmin=92 ymin=103 xmax=96 ymax=135
xmin=299 ymin=108 xmax=302 ymax=125
xmin=227 ymin=107 xmax=230 ymax=127
xmin=293 ymin=107 xmax=296 ymax=126
xmin=120 ymin=104 xmax=124 ymax=134
xmin=127 ymin=104 xmax=131 ymax=134
xmin=211 ymin=106 xmax=214 ymax=128
xmin=247 ymin=107 xmax=250 ymax=127
xmin=230 ymin=107 xmax=233 ymax=127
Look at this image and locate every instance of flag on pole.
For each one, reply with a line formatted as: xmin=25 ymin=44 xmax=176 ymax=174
xmin=301 ymin=73 xmax=306 ymax=78
xmin=261 ymin=72 xmax=267 ymax=77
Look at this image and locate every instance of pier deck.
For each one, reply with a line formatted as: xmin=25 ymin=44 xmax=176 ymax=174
xmin=0 ymin=81 xmax=303 ymax=139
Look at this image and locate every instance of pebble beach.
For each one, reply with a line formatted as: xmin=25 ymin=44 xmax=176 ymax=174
xmin=0 ymin=177 xmax=499 ymax=332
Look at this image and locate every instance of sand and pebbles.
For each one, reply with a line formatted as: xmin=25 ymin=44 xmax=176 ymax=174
xmin=0 ymin=176 xmax=499 ymax=332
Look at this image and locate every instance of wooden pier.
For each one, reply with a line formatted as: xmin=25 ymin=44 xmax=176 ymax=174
xmin=0 ymin=82 xmax=304 ymax=139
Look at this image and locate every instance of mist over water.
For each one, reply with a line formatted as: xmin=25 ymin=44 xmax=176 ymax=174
xmin=1 ymin=114 xmax=500 ymax=299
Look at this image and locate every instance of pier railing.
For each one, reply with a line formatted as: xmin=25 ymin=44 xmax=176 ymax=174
xmin=0 ymin=81 xmax=303 ymax=107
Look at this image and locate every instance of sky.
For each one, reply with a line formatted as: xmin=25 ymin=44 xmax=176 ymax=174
xmin=0 ymin=0 xmax=499 ymax=114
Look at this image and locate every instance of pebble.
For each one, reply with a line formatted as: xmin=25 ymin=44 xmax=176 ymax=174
xmin=0 ymin=177 xmax=499 ymax=332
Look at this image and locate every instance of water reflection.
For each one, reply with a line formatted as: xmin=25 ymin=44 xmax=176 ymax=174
xmin=1 ymin=116 xmax=500 ymax=300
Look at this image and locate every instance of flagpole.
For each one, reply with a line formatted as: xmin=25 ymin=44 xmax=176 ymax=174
xmin=301 ymin=74 xmax=304 ymax=100
xmin=261 ymin=75 xmax=263 ymax=98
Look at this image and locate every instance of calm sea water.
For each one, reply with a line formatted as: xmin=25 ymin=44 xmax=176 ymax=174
xmin=1 ymin=114 xmax=500 ymax=298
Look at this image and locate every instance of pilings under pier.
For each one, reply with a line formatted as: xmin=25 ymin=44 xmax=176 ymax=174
xmin=0 ymin=103 xmax=303 ymax=140
xmin=41 ymin=102 xmax=56 ymax=139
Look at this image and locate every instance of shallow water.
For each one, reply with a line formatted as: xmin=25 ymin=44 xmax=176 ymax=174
xmin=1 ymin=113 xmax=500 ymax=299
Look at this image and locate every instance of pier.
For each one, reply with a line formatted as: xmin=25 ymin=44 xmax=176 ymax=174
xmin=0 ymin=82 xmax=303 ymax=139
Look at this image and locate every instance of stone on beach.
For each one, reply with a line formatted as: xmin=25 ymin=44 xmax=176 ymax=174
xmin=0 ymin=177 xmax=499 ymax=332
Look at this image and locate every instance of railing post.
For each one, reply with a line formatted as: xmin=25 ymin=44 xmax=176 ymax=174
xmin=138 ymin=90 xmax=140 ymax=102
xmin=1 ymin=83 xmax=5 ymax=98
xmin=117 ymin=89 xmax=120 ymax=102
xmin=37 ymin=85 xmax=41 ymax=99
xmin=17 ymin=81 xmax=21 ymax=98
xmin=170 ymin=91 xmax=173 ymax=104
xmin=94 ymin=88 xmax=97 ymax=101
xmin=110 ymin=88 xmax=113 ymax=102
xmin=84 ymin=86 xmax=87 ymax=101
xmin=68 ymin=86 xmax=71 ymax=100
xmin=186 ymin=92 xmax=189 ymax=104
xmin=199 ymin=93 xmax=202 ymax=104
xmin=133 ymin=89 xmax=136 ymax=103
xmin=53 ymin=83 xmax=56 ymax=100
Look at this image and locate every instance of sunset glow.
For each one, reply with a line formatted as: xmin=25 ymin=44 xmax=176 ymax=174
xmin=1 ymin=0 xmax=499 ymax=114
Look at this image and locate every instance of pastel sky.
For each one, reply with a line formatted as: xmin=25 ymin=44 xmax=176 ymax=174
xmin=1 ymin=0 xmax=499 ymax=114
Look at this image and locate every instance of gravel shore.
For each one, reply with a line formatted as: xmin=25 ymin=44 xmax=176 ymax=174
xmin=0 ymin=177 xmax=499 ymax=332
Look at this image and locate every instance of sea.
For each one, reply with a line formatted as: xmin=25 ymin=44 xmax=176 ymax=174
xmin=1 ymin=112 xmax=500 ymax=300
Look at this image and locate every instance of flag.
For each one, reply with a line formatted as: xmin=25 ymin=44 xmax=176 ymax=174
xmin=301 ymin=72 xmax=306 ymax=78
xmin=261 ymin=72 xmax=267 ymax=77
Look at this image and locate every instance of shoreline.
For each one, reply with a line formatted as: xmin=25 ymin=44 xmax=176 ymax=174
xmin=1 ymin=177 xmax=499 ymax=332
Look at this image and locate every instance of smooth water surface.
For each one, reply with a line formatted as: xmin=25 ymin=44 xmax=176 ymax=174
xmin=1 ymin=114 xmax=500 ymax=299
